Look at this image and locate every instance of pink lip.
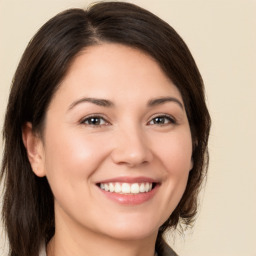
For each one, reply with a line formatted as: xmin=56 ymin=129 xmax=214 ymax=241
xmin=98 ymin=186 xmax=159 ymax=205
xmin=96 ymin=176 xmax=160 ymax=205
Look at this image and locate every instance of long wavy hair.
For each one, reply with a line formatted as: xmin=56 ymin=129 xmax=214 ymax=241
xmin=1 ymin=2 xmax=211 ymax=256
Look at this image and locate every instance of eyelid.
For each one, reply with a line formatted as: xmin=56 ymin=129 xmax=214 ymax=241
xmin=79 ymin=113 xmax=177 ymax=127
xmin=147 ymin=114 xmax=177 ymax=125
xmin=80 ymin=114 xmax=111 ymax=126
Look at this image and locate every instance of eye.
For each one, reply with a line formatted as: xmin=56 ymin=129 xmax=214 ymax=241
xmin=81 ymin=116 xmax=109 ymax=126
xmin=148 ymin=115 xmax=176 ymax=126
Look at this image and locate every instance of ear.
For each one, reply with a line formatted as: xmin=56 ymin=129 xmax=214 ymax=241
xmin=22 ymin=122 xmax=46 ymax=177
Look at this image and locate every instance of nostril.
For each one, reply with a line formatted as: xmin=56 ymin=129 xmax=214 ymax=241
xmin=110 ymin=133 xmax=153 ymax=167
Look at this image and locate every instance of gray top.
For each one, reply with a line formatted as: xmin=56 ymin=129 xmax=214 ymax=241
xmin=162 ymin=242 xmax=178 ymax=256
xmin=39 ymin=243 xmax=46 ymax=256
xmin=39 ymin=241 xmax=178 ymax=256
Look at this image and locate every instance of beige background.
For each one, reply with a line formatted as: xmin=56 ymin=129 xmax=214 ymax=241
xmin=0 ymin=0 xmax=255 ymax=255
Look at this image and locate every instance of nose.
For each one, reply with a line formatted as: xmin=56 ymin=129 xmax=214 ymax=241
xmin=111 ymin=126 xmax=153 ymax=167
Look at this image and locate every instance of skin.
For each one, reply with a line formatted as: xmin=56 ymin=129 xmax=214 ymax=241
xmin=23 ymin=43 xmax=193 ymax=256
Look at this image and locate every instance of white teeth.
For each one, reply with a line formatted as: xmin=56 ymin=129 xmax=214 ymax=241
xmin=145 ymin=183 xmax=150 ymax=192
xmin=131 ymin=183 xmax=140 ymax=194
xmin=139 ymin=183 xmax=145 ymax=192
xmin=109 ymin=183 xmax=115 ymax=192
xmin=99 ymin=182 xmax=154 ymax=194
xmin=115 ymin=183 xmax=122 ymax=193
xmin=122 ymin=183 xmax=131 ymax=193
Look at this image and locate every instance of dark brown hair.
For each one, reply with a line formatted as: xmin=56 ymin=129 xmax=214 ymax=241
xmin=1 ymin=2 xmax=211 ymax=256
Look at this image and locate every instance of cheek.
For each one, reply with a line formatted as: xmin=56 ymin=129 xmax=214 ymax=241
xmin=42 ymin=126 xmax=110 ymax=193
xmin=152 ymin=129 xmax=192 ymax=207
xmin=154 ymin=129 xmax=193 ymax=175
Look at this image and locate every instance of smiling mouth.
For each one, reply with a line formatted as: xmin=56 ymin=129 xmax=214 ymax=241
xmin=97 ymin=182 xmax=157 ymax=194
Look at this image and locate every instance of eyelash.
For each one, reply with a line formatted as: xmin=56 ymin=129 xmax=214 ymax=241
xmin=80 ymin=114 xmax=176 ymax=127
xmin=80 ymin=115 xmax=109 ymax=127
xmin=147 ymin=115 xmax=176 ymax=126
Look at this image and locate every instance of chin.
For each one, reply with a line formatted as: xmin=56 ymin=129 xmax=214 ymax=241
xmin=104 ymin=227 xmax=158 ymax=242
xmin=95 ymin=216 xmax=161 ymax=241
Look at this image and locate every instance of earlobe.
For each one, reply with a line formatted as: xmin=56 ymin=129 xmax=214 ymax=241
xmin=22 ymin=122 xmax=46 ymax=177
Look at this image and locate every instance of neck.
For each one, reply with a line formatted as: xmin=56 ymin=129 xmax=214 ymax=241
xmin=47 ymin=207 xmax=158 ymax=256
xmin=47 ymin=235 xmax=157 ymax=256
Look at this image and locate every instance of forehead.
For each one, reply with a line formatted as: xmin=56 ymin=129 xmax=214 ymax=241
xmin=50 ymin=43 xmax=183 ymax=108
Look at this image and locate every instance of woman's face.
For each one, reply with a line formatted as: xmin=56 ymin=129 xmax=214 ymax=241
xmin=36 ymin=43 xmax=193 ymax=240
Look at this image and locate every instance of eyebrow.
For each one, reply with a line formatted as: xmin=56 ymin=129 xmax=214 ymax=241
xmin=68 ymin=97 xmax=114 ymax=111
xmin=147 ymin=97 xmax=184 ymax=109
xmin=68 ymin=96 xmax=184 ymax=111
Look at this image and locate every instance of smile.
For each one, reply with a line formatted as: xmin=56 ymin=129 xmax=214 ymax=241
xmin=96 ymin=177 xmax=160 ymax=205
xmin=99 ymin=182 xmax=154 ymax=194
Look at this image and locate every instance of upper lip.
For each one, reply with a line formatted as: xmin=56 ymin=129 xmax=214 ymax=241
xmin=96 ymin=176 xmax=160 ymax=184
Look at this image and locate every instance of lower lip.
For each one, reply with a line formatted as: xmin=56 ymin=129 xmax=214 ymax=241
xmin=97 ymin=185 xmax=159 ymax=205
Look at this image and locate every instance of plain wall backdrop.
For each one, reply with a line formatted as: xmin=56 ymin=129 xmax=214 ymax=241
xmin=0 ymin=0 xmax=255 ymax=255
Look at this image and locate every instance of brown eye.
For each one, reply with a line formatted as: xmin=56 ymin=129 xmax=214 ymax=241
xmin=149 ymin=115 xmax=176 ymax=125
xmin=81 ymin=116 xmax=108 ymax=126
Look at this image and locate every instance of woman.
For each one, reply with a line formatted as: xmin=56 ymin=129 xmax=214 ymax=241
xmin=1 ymin=2 xmax=211 ymax=256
